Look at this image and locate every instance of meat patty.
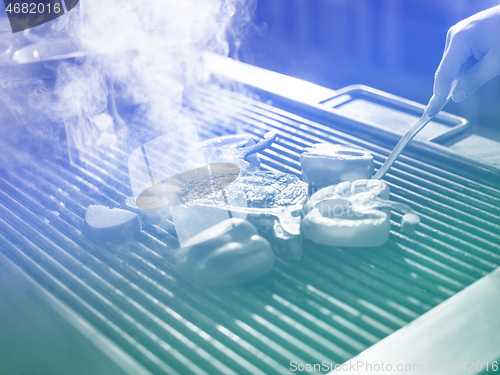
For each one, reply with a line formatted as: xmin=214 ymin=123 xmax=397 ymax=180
xmin=192 ymin=170 xmax=308 ymax=209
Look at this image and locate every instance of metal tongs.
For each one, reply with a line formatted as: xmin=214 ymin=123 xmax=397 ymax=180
xmin=373 ymin=87 xmax=456 ymax=180
xmin=197 ymin=203 xmax=303 ymax=235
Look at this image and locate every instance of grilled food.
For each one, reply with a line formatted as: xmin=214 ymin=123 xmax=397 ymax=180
xmin=301 ymin=180 xmax=419 ymax=247
xmin=192 ymin=170 xmax=308 ymax=209
xmin=302 ymin=200 xmax=391 ymax=247
xmin=271 ymin=219 xmax=303 ymax=260
xmin=300 ymin=143 xmax=375 ymax=190
xmin=121 ymin=196 xmax=172 ymax=221
xmin=176 ymin=218 xmax=275 ymax=286
xmin=85 ymin=205 xmax=141 ymax=242
xmin=189 ymin=169 xmax=308 ymax=234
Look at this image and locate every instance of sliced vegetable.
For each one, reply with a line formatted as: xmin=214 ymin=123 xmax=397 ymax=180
xmin=241 ymin=132 xmax=277 ymax=161
xmin=272 ymin=219 xmax=303 ymax=260
xmin=304 ymin=179 xmax=390 ymax=210
xmin=301 ymin=179 xmax=420 ymax=247
xmin=302 ymin=205 xmax=391 ymax=247
xmin=176 ymin=218 xmax=275 ymax=286
xmin=85 ymin=205 xmax=141 ymax=242
xmin=300 ymin=143 xmax=374 ymax=190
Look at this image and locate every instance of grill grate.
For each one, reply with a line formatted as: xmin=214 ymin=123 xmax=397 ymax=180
xmin=1 ymin=86 xmax=499 ymax=374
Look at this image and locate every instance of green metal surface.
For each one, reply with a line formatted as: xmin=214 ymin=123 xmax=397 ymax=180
xmin=330 ymin=265 xmax=500 ymax=374
xmin=0 ymin=252 xmax=151 ymax=375
xmin=0 ymin=87 xmax=499 ymax=374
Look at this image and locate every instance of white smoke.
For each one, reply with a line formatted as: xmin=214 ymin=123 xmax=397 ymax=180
xmin=59 ymin=0 xmax=252 ymax=151
xmin=0 ymin=0 xmax=254 ymax=165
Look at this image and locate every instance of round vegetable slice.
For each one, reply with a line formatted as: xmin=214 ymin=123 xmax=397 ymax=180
xmin=302 ymin=179 xmax=420 ymax=247
xmin=272 ymin=219 xmax=303 ymax=260
xmin=302 ymin=206 xmax=390 ymax=247
xmin=301 ymin=143 xmax=374 ymax=188
xmin=85 ymin=205 xmax=141 ymax=242
xmin=304 ymin=179 xmax=390 ymax=212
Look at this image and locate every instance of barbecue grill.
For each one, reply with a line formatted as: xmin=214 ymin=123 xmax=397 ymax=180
xmin=1 ymin=56 xmax=500 ymax=375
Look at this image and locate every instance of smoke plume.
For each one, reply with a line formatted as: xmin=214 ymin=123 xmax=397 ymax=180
xmin=0 ymin=0 xmax=254 ymax=165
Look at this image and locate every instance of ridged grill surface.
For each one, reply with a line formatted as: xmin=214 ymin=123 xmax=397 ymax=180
xmin=1 ymin=86 xmax=499 ymax=375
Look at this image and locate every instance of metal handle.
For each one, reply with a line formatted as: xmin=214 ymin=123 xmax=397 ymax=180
xmin=372 ymin=97 xmax=451 ymax=180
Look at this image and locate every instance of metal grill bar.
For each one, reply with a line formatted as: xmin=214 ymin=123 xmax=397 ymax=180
xmin=190 ymin=88 xmax=500 ymax=239
xmin=196 ymin=87 xmax=500 ymax=197
xmin=0 ymin=175 xmax=304 ymax=375
xmin=80 ymin=148 xmax=466 ymax=302
xmin=1 ymin=86 xmax=499 ymax=374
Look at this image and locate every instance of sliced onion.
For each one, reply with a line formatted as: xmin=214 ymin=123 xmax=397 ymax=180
xmin=302 ymin=179 xmax=420 ymax=246
xmin=361 ymin=200 xmax=421 ymax=235
xmin=85 ymin=205 xmax=141 ymax=242
xmin=302 ymin=207 xmax=390 ymax=247
xmin=301 ymin=143 xmax=375 ymax=187
xmin=304 ymin=179 xmax=390 ymax=213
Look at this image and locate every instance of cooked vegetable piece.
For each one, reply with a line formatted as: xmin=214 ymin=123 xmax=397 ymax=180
xmin=302 ymin=205 xmax=390 ymax=247
xmin=188 ymin=170 xmax=308 ymax=232
xmin=401 ymin=213 xmax=420 ymax=235
xmin=304 ymin=179 xmax=390 ymax=210
xmin=176 ymin=218 xmax=275 ymax=286
xmin=271 ymin=219 xmax=303 ymax=260
xmin=85 ymin=205 xmax=141 ymax=242
xmin=302 ymin=179 xmax=420 ymax=247
xmin=300 ymin=143 xmax=374 ymax=189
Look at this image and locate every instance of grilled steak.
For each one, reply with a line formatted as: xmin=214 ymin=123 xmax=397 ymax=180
xmin=193 ymin=170 xmax=308 ymax=209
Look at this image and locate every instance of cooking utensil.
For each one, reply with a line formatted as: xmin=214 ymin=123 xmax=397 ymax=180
xmin=373 ymin=97 xmax=452 ymax=180
xmin=12 ymin=39 xmax=84 ymax=64
xmin=373 ymin=76 xmax=463 ymax=181
xmin=197 ymin=203 xmax=303 ymax=235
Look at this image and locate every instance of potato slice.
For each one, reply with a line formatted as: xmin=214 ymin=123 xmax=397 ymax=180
xmin=85 ymin=205 xmax=141 ymax=242
xmin=301 ymin=143 xmax=374 ymax=189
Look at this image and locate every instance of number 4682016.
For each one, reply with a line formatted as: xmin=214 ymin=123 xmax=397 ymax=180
xmin=444 ymin=361 xmax=498 ymax=372
xmin=6 ymin=2 xmax=62 ymax=14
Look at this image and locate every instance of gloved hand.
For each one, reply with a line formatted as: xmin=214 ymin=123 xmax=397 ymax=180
xmin=427 ymin=5 xmax=500 ymax=115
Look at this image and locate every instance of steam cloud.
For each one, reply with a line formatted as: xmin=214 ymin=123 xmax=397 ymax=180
xmin=0 ymin=0 xmax=253 ymax=164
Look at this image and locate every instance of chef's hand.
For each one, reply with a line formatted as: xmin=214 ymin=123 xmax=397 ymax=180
xmin=427 ymin=5 xmax=500 ymax=115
